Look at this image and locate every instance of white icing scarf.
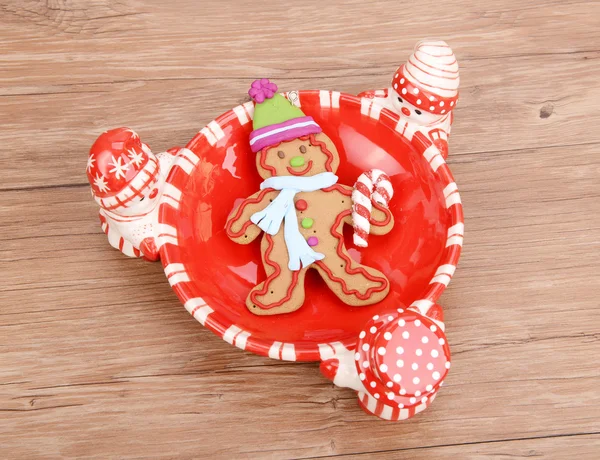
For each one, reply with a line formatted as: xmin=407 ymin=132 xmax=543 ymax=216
xmin=251 ymin=172 xmax=338 ymax=271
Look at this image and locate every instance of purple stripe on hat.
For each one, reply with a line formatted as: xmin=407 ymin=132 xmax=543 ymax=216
xmin=249 ymin=116 xmax=322 ymax=153
xmin=251 ymin=116 xmax=316 ymax=138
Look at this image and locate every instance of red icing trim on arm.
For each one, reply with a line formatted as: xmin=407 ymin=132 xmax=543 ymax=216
xmin=225 ymin=188 xmax=274 ymax=238
xmin=370 ymin=201 xmax=392 ymax=227
xmin=322 ymin=183 xmax=351 ymax=195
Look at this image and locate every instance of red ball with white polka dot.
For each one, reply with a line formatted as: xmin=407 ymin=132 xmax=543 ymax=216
xmin=354 ymin=309 xmax=450 ymax=417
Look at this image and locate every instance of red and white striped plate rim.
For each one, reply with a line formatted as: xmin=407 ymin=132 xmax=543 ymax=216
xmin=158 ymin=90 xmax=464 ymax=362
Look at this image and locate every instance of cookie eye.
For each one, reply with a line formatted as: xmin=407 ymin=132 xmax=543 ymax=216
xmin=397 ymin=97 xmax=403 ymax=103
xmin=299 ymin=145 xmax=307 ymax=154
xmin=415 ymin=110 xmax=422 ymax=115
xmin=277 ymin=150 xmax=285 ymax=159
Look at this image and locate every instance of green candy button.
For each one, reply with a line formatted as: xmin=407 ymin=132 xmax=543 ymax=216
xmin=290 ymin=156 xmax=305 ymax=168
xmin=301 ymin=217 xmax=314 ymax=229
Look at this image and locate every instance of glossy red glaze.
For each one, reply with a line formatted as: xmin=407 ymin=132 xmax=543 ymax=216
xmin=319 ymin=359 xmax=339 ymax=382
xmin=356 ymin=310 xmax=450 ymax=406
xmin=159 ymin=90 xmax=462 ymax=362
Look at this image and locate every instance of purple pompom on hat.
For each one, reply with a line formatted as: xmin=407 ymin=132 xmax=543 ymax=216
xmin=248 ymin=79 xmax=322 ymax=153
xmin=248 ymin=78 xmax=278 ymax=103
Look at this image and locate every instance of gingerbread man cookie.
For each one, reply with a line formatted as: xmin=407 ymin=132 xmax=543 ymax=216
xmin=226 ymin=79 xmax=395 ymax=315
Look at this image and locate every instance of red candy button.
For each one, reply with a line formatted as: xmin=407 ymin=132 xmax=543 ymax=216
xmin=295 ymin=199 xmax=308 ymax=211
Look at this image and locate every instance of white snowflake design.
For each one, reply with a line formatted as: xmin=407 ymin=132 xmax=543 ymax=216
xmin=109 ymin=155 xmax=130 ymax=180
xmin=123 ymin=128 xmax=139 ymax=140
xmin=93 ymin=173 xmax=110 ymax=193
xmin=87 ymin=155 xmax=96 ymax=172
xmin=127 ymin=148 xmax=145 ymax=168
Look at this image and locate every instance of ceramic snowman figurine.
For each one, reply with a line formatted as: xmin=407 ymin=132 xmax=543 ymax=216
xmin=359 ymin=40 xmax=459 ymax=159
xmin=320 ymin=306 xmax=451 ymax=421
xmin=87 ymin=127 xmax=180 ymax=260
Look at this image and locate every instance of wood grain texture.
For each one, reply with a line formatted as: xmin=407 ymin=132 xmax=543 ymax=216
xmin=1 ymin=1 xmax=599 ymax=458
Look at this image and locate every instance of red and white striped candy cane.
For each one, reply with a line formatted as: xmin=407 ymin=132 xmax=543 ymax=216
xmin=352 ymin=169 xmax=393 ymax=247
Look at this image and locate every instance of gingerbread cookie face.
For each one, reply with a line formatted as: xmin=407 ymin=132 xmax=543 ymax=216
xmin=256 ymin=133 xmax=340 ymax=179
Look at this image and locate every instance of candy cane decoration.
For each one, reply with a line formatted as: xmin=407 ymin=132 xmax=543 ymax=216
xmin=352 ymin=169 xmax=394 ymax=247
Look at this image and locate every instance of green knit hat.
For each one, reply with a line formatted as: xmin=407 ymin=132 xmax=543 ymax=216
xmin=248 ymin=79 xmax=322 ymax=152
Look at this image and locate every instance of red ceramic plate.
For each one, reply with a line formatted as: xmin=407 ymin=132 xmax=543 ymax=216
xmin=159 ymin=90 xmax=463 ymax=362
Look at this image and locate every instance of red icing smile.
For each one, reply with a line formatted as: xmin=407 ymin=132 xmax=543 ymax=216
xmin=286 ymin=160 xmax=313 ymax=176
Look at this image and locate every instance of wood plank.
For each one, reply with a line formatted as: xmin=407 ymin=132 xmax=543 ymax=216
xmin=1 ymin=0 xmax=598 ymax=86
xmin=335 ymin=434 xmax=600 ymax=459
xmin=1 ymin=1 xmax=599 ymax=189
xmin=1 ymin=50 xmax=599 ymax=189
xmin=1 ymin=144 xmax=598 ymax=458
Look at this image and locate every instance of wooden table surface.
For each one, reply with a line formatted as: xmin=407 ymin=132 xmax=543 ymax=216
xmin=1 ymin=1 xmax=599 ymax=458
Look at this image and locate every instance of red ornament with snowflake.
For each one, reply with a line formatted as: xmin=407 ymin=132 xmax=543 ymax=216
xmin=87 ymin=127 xmax=180 ymax=260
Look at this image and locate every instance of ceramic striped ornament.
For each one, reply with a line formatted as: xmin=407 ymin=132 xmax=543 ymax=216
xmin=358 ymin=40 xmax=460 ymax=159
xmin=320 ymin=308 xmax=450 ymax=420
xmin=393 ymin=40 xmax=460 ymax=113
xmin=87 ymin=128 xmax=181 ymax=260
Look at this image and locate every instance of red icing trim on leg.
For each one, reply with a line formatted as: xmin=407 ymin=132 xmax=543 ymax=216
xmin=316 ymin=210 xmax=388 ymax=300
xmin=250 ymin=233 xmax=301 ymax=310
